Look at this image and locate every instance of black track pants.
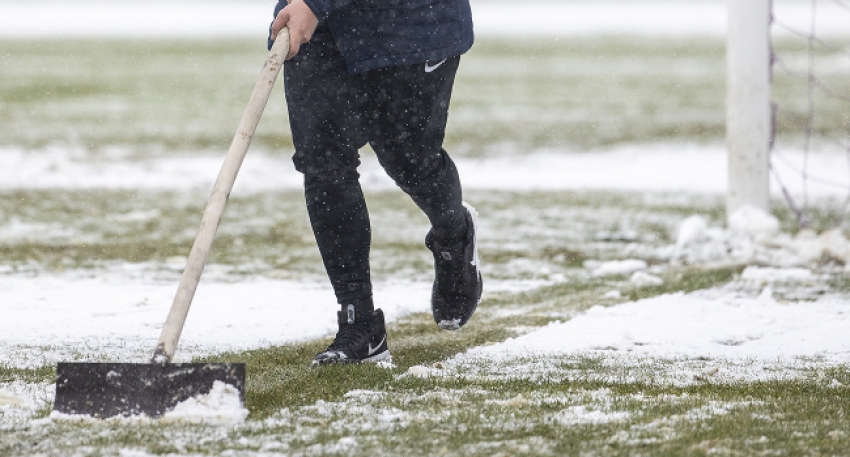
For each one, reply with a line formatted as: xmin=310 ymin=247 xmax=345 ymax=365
xmin=284 ymin=26 xmax=466 ymax=304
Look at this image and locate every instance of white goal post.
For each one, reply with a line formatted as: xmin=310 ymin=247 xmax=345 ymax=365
xmin=726 ymin=0 xmax=772 ymax=221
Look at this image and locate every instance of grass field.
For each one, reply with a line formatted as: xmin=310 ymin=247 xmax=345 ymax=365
xmin=2 ymin=36 xmax=848 ymax=154
xmin=2 ymin=32 xmax=850 ymax=456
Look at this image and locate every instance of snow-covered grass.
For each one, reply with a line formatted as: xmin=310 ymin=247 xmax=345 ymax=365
xmin=2 ymin=19 xmax=850 ymax=455
xmin=3 ymin=187 xmax=850 ymax=454
xmin=4 ymin=271 xmax=850 ymax=455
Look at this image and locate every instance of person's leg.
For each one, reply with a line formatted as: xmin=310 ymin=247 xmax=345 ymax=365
xmin=363 ymin=57 xmax=467 ymax=243
xmin=363 ymin=57 xmax=482 ymax=329
xmin=285 ymin=25 xmax=390 ymax=365
xmin=285 ymin=25 xmax=373 ymax=310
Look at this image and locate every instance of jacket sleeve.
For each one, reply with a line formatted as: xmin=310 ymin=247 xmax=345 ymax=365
xmin=301 ymin=0 xmax=356 ymax=21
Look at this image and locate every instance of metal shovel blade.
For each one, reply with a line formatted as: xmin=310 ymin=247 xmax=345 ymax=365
xmin=53 ymin=362 xmax=245 ymax=419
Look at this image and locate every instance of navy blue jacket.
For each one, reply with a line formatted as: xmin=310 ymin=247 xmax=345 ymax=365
xmin=270 ymin=0 xmax=474 ymax=74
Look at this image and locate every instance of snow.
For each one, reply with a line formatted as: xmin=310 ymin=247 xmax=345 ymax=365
xmin=3 ymin=145 xmax=850 ymax=389
xmin=728 ymin=206 xmax=781 ymax=237
xmin=405 ymin=365 xmax=439 ymax=379
xmin=0 ymin=382 xmax=53 ymax=431
xmin=668 ymin=207 xmax=850 ymax=268
xmin=452 ymin=286 xmax=850 ymax=382
xmin=1 ymin=0 xmax=848 ymax=38
xmin=1 ymin=1 xmax=847 ymax=447
xmin=3 ymin=145 xmax=849 ymax=199
xmin=0 ymin=266 xmax=545 ymax=370
xmin=0 ymin=270 xmax=430 ymax=369
xmin=551 ymin=406 xmax=630 ymax=425
xmin=0 ymin=390 xmax=25 ymax=407
xmin=676 ymin=215 xmax=711 ymax=249
xmin=418 ymin=206 xmax=847 ymax=385
xmin=740 ymin=266 xmax=816 ymax=284
xmin=428 ymin=206 xmax=850 ymax=385
xmin=161 ymin=381 xmax=248 ymax=424
xmin=586 ymin=259 xmax=648 ymax=277
xmin=629 ymin=271 xmax=663 ymax=287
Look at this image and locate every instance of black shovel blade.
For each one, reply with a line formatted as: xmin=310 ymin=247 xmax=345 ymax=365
xmin=54 ymin=362 xmax=245 ymax=419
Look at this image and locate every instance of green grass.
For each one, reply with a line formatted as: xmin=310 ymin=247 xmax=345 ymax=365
xmin=623 ymin=265 xmax=744 ymax=301
xmin=0 ymin=39 xmax=289 ymax=152
xmin=1 ymin=36 xmax=847 ymax=156
xmin=0 ymin=366 xmax=54 ymax=385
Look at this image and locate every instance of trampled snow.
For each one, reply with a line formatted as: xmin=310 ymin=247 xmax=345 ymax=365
xmin=2 ymin=144 xmax=850 ymax=199
xmin=1 ymin=0 xmax=848 ymax=38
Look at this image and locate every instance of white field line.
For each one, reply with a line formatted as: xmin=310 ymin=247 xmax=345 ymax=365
xmin=0 ymin=1 xmax=847 ymax=38
xmin=2 ymin=144 xmax=849 ymax=199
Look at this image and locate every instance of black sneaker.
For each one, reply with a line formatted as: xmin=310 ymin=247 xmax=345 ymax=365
xmin=312 ymin=306 xmax=391 ymax=366
xmin=425 ymin=202 xmax=482 ymax=330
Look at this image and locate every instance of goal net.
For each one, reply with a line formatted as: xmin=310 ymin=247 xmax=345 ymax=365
xmin=768 ymin=0 xmax=850 ymax=228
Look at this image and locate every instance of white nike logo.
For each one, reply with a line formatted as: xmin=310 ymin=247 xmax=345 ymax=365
xmin=424 ymin=59 xmax=447 ymax=73
xmin=367 ymin=336 xmax=386 ymax=356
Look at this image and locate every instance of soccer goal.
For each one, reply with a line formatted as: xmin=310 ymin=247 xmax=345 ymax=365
xmin=727 ymin=0 xmax=850 ymax=227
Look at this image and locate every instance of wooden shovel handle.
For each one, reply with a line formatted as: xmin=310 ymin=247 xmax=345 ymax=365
xmin=152 ymin=28 xmax=291 ymax=363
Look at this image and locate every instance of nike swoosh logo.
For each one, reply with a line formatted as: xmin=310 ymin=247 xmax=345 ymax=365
xmin=367 ymin=336 xmax=386 ymax=356
xmin=424 ymin=59 xmax=447 ymax=73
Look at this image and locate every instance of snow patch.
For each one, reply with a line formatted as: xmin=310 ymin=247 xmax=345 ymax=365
xmin=480 ymin=291 xmax=850 ymax=360
xmin=630 ymin=271 xmax=663 ymax=288
xmin=587 ymin=259 xmax=647 ymax=277
xmin=404 ymin=365 xmax=443 ymax=379
xmin=675 ymin=215 xmax=711 ymax=248
xmin=603 ymin=290 xmax=623 ymax=299
xmin=740 ymin=266 xmax=816 ymax=285
xmin=0 ymin=390 xmax=25 ymax=407
xmin=728 ymin=206 xmax=780 ymax=238
xmin=448 ymin=289 xmax=850 ymax=384
xmin=668 ymin=207 xmax=850 ymax=269
xmin=0 ymin=271 xmax=432 ymax=369
xmin=551 ymin=405 xmax=631 ymax=425
xmin=3 ymin=146 xmax=850 ymax=199
xmin=161 ymin=381 xmax=248 ymax=424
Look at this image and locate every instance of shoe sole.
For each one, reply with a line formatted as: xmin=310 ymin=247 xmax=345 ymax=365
xmin=438 ymin=318 xmax=462 ymax=330
xmin=311 ymin=350 xmax=392 ymax=366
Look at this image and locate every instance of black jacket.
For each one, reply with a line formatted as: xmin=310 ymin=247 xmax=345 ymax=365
xmin=270 ymin=0 xmax=474 ymax=74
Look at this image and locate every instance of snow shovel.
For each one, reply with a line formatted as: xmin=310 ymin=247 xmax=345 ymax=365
xmin=52 ymin=29 xmax=291 ymax=419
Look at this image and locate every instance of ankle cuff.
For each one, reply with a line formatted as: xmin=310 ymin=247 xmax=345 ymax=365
xmin=340 ymin=298 xmax=374 ymax=323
